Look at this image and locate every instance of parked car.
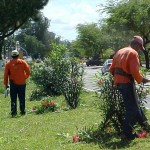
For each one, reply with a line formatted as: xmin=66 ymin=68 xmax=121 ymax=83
xmin=86 ymin=59 xmax=101 ymax=66
xmin=25 ymin=56 xmax=33 ymax=62
xmin=101 ymin=59 xmax=113 ymax=74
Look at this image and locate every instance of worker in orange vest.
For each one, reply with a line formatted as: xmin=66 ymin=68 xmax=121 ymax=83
xmin=110 ymin=35 xmax=150 ymax=140
xmin=4 ymin=50 xmax=30 ymax=117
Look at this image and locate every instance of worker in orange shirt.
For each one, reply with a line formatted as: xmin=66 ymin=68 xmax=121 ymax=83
xmin=110 ymin=35 xmax=150 ymax=140
xmin=4 ymin=50 xmax=30 ymax=117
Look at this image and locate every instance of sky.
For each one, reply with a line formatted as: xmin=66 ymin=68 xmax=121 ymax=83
xmin=42 ymin=0 xmax=107 ymax=41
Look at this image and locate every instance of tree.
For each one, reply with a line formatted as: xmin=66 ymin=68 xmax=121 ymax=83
xmin=76 ymin=23 xmax=108 ymax=60
xmin=15 ymin=12 xmax=69 ymax=58
xmin=102 ymin=0 xmax=150 ymax=68
xmin=0 ymin=0 xmax=49 ymax=59
xmin=75 ymin=22 xmax=124 ymax=60
xmin=24 ymin=34 xmax=45 ymax=58
xmin=20 ymin=13 xmax=50 ymax=47
xmin=15 ymin=13 xmax=52 ymax=58
xmin=71 ymin=40 xmax=86 ymax=58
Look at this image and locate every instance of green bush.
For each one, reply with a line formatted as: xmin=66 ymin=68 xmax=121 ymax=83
xmin=30 ymin=43 xmax=84 ymax=108
xmin=75 ymin=72 xmax=149 ymax=143
xmin=29 ymin=88 xmax=50 ymax=101
xmin=62 ymin=58 xmax=84 ymax=109
xmin=96 ymin=72 xmax=148 ymax=134
xmin=30 ymin=63 xmax=61 ymax=98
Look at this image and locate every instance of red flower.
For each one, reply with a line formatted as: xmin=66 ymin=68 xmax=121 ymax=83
xmin=98 ymin=79 xmax=103 ymax=85
xmin=106 ymin=126 xmax=113 ymax=132
xmin=72 ymin=134 xmax=80 ymax=142
xmin=41 ymin=101 xmax=56 ymax=107
xmin=137 ymin=131 xmax=148 ymax=138
xmin=48 ymin=102 xmax=56 ymax=107
xmin=41 ymin=101 xmax=48 ymax=106
xmin=32 ymin=106 xmax=36 ymax=110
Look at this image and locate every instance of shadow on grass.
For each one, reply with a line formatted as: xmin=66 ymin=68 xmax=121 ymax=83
xmin=79 ymin=129 xmax=136 ymax=149
xmin=97 ymin=132 xmax=134 ymax=149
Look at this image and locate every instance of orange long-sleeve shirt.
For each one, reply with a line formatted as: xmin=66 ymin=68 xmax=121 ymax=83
xmin=109 ymin=47 xmax=143 ymax=86
xmin=4 ymin=58 xmax=30 ymax=86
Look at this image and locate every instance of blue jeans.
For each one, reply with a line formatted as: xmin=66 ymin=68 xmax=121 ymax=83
xmin=117 ymin=83 xmax=147 ymax=139
xmin=10 ymin=83 xmax=26 ymax=115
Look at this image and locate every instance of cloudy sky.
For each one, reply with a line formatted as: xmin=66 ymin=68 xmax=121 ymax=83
xmin=42 ymin=0 xmax=106 ymax=41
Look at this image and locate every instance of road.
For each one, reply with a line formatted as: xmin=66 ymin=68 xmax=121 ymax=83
xmin=83 ymin=66 xmax=100 ymax=92
xmin=83 ymin=66 xmax=150 ymax=109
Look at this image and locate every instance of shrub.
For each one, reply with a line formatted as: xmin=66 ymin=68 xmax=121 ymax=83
xmin=62 ymin=58 xmax=84 ymax=108
xmin=32 ymin=99 xmax=59 ymax=114
xmin=30 ymin=63 xmax=61 ymax=99
xmin=96 ymin=72 xmax=148 ymax=134
xmin=30 ymin=43 xmax=84 ymax=108
xmin=32 ymin=97 xmax=70 ymax=114
xmin=75 ymin=72 xmax=149 ymax=143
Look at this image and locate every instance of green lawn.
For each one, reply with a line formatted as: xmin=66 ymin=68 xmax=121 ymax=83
xmin=1 ymin=69 xmax=150 ymax=150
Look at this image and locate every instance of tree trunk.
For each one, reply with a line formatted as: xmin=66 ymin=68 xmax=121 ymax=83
xmin=143 ymin=49 xmax=149 ymax=69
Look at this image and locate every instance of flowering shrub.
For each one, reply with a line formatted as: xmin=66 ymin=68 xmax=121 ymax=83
xmin=96 ymin=72 xmax=148 ymax=134
xmin=41 ymin=101 xmax=57 ymax=111
xmin=74 ymin=71 xmax=149 ymax=143
xmin=32 ymin=100 xmax=59 ymax=114
xmin=32 ymin=99 xmax=70 ymax=114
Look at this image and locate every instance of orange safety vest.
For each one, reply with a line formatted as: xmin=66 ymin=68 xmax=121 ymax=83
xmin=4 ymin=58 xmax=30 ymax=85
xmin=109 ymin=47 xmax=143 ymax=86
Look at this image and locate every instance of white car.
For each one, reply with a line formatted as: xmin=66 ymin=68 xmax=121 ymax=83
xmin=101 ymin=59 xmax=113 ymax=74
xmin=25 ymin=56 xmax=33 ymax=62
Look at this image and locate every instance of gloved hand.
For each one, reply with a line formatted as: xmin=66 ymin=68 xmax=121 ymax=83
xmin=5 ymin=85 xmax=9 ymax=89
xmin=4 ymin=87 xmax=9 ymax=98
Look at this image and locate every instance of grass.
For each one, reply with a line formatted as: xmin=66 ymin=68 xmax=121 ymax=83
xmin=1 ymin=69 xmax=150 ymax=150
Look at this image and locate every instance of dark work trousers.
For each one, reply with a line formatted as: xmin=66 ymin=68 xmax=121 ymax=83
xmin=117 ymin=83 xmax=147 ymax=139
xmin=10 ymin=83 xmax=26 ymax=115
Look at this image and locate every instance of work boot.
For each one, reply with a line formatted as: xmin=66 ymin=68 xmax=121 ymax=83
xmin=11 ymin=111 xmax=17 ymax=117
xmin=20 ymin=111 xmax=26 ymax=116
xmin=11 ymin=113 xmax=17 ymax=118
xmin=121 ymin=133 xmax=137 ymax=141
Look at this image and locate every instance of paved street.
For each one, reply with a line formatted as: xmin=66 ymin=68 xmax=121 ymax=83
xmin=83 ymin=66 xmax=150 ymax=109
xmin=83 ymin=66 xmax=100 ymax=92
